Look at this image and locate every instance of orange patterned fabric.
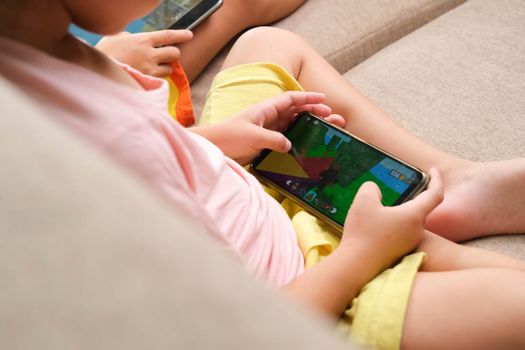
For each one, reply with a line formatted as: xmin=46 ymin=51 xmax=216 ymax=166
xmin=166 ymin=61 xmax=195 ymax=127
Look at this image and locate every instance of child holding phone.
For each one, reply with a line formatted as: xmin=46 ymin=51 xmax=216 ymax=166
xmin=94 ymin=0 xmax=305 ymax=126
xmin=95 ymin=0 xmax=306 ymax=80
xmin=1 ymin=1 xmax=525 ymax=350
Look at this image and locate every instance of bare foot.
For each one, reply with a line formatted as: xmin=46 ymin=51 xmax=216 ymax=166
xmin=425 ymin=159 xmax=525 ymax=242
xmin=225 ymin=0 xmax=306 ymax=27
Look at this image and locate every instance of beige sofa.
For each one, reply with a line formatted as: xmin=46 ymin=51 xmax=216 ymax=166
xmin=1 ymin=0 xmax=524 ymax=348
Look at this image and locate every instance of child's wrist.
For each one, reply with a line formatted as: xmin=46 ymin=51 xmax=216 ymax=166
xmin=332 ymin=241 xmax=388 ymax=289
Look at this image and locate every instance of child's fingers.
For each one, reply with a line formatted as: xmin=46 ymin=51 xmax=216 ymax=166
xmin=284 ymin=91 xmax=327 ymax=109
xmin=148 ymin=29 xmax=193 ymax=47
xmin=253 ymin=128 xmax=292 ymax=153
xmin=324 ymin=114 xmax=346 ymax=128
xmin=154 ymin=46 xmax=182 ymax=63
xmin=289 ymin=103 xmax=332 ymax=117
xmin=263 ymin=91 xmax=326 ymax=116
xmin=253 ymin=91 xmax=326 ymax=126
xmin=153 ymin=63 xmax=174 ymax=78
xmin=402 ymin=168 xmax=444 ymax=216
xmin=345 ymin=182 xmax=383 ymax=225
xmin=288 ymin=102 xmax=346 ymax=129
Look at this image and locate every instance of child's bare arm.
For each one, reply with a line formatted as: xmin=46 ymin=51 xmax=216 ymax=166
xmin=95 ymin=30 xmax=193 ymax=77
xmin=284 ymin=169 xmax=444 ymax=319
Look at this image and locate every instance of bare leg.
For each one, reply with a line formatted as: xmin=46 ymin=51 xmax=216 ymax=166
xmin=401 ymin=269 xmax=525 ymax=350
xmin=417 ymin=231 xmax=525 ymax=272
xmin=221 ymin=27 xmax=525 ymax=241
xmin=401 ymin=234 xmax=525 ymax=348
xmin=178 ymin=0 xmax=306 ymax=81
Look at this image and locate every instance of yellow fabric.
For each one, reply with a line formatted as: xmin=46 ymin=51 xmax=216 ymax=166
xmin=200 ymin=62 xmax=304 ymax=125
xmin=200 ymin=62 xmax=424 ymax=350
xmin=166 ymin=75 xmax=181 ymax=115
xmin=336 ymin=253 xmax=426 ymax=350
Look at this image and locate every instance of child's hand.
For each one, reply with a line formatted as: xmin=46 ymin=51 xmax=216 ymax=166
xmin=192 ymin=91 xmax=345 ymax=165
xmin=341 ymin=168 xmax=444 ymax=272
xmin=95 ymin=30 xmax=193 ymax=77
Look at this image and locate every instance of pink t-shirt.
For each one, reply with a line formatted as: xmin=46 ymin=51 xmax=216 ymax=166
xmin=0 ymin=37 xmax=305 ymax=287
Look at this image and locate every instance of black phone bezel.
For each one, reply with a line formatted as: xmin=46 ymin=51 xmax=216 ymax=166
xmin=168 ymin=0 xmax=223 ymax=30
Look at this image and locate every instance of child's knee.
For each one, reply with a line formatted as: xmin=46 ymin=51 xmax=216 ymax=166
xmin=224 ymin=27 xmax=308 ymax=73
xmin=237 ymin=27 xmax=304 ymax=49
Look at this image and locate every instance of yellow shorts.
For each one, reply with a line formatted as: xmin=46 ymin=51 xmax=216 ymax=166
xmin=200 ymin=62 xmax=425 ymax=350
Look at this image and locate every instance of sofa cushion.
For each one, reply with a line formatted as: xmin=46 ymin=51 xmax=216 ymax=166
xmin=277 ymin=0 xmax=466 ymax=74
xmin=344 ymin=0 xmax=525 ymax=161
xmin=0 ymin=77 xmax=354 ymax=350
xmin=342 ymin=0 xmax=525 ymax=257
xmin=191 ymin=0 xmax=466 ymax=117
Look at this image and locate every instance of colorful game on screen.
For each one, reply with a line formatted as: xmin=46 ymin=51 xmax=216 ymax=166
xmin=253 ymin=115 xmax=421 ymax=225
xmin=69 ymin=0 xmax=203 ymax=46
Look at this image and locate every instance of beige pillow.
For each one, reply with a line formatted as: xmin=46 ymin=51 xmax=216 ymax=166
xmin=0 ymin=76 xmax=355 ymax=350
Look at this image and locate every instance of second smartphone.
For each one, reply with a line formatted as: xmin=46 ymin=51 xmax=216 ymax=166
xmin=69 ymin=0 xmax=223 ymax=46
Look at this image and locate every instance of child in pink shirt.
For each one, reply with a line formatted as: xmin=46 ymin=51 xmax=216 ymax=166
xmin=0 ymin=36 xmax=310 ymax=287
xmin=1 ymin=1 xmax=525 ymax=349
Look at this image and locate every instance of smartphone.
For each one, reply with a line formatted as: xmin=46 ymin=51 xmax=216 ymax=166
xmin=250 ymin=112 xmax=429 ymax=233
xmin=167 ymin=0 xmax=224 ymax=30
xmin=69 ymin=0 xmax=223 ymax=46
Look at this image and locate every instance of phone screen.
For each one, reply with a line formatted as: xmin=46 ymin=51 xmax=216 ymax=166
xmin=70 ymin=0 xmax=209 ymax=46
xmin=141 ymin=0 xmax=204 ymax=30
xmin=251 ymin=113 xmax=426 ymax=227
